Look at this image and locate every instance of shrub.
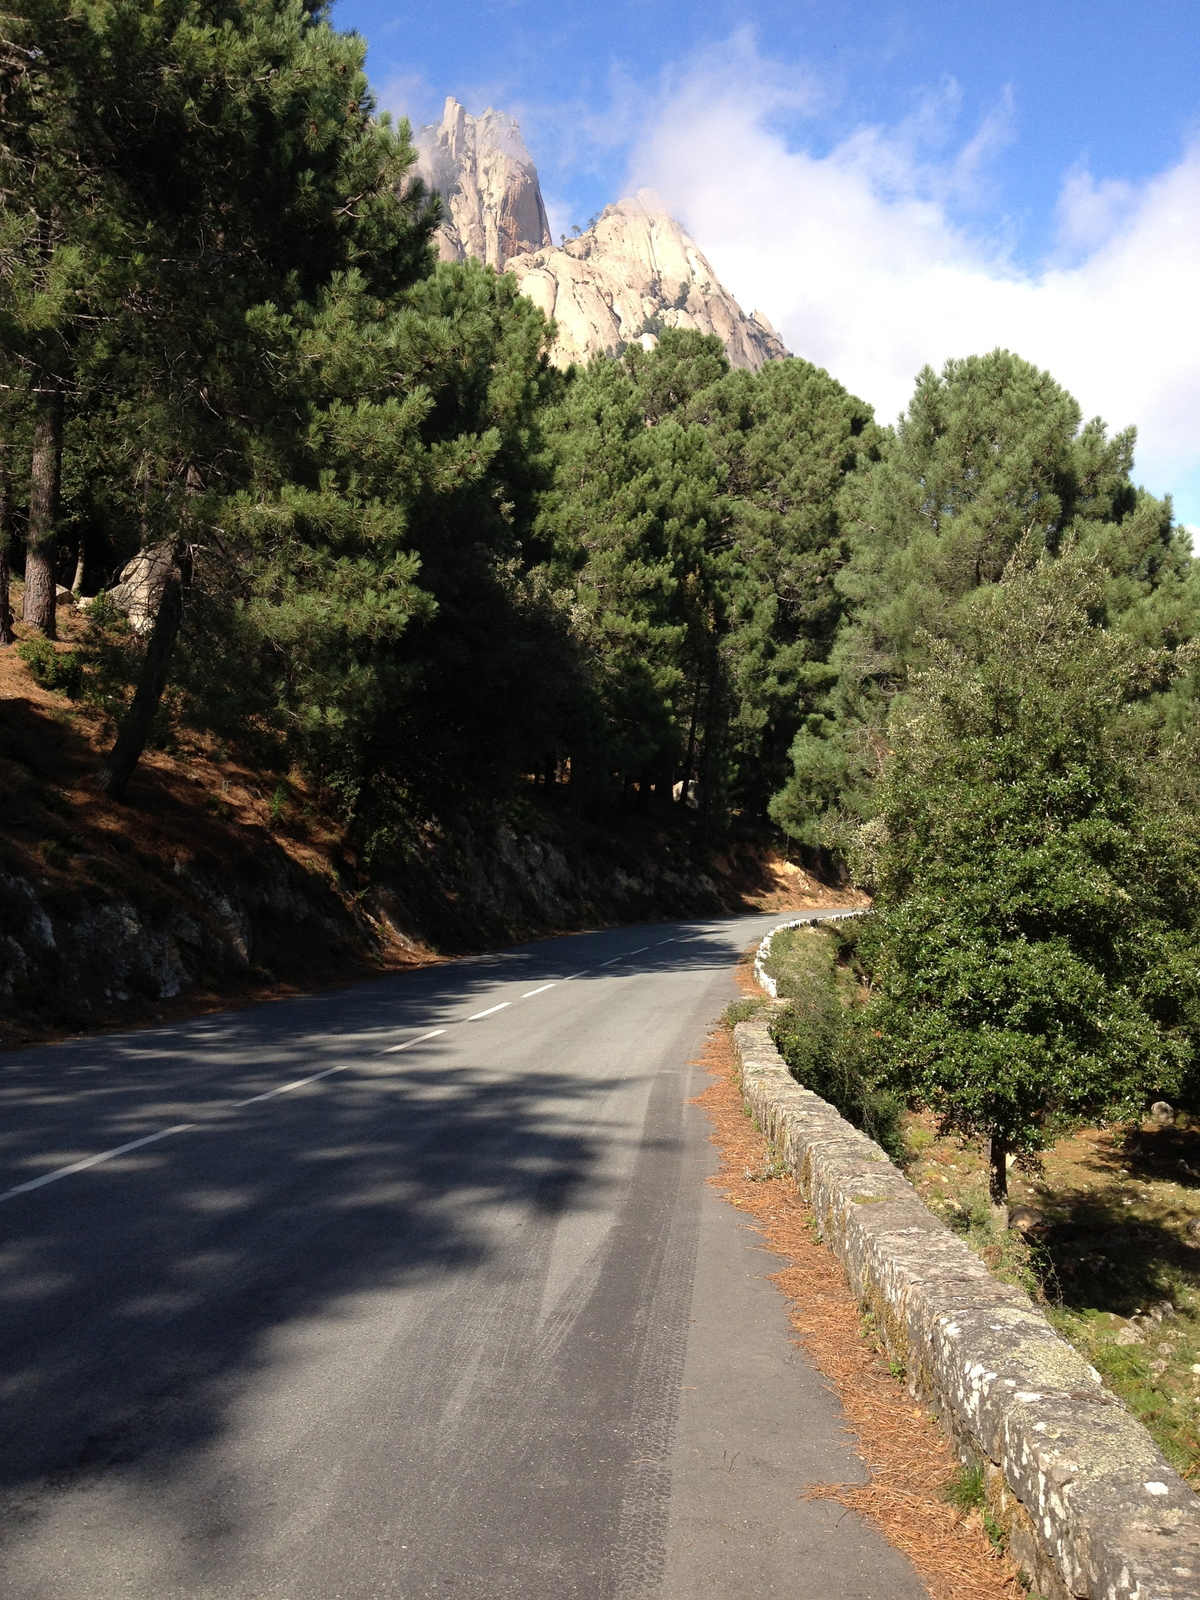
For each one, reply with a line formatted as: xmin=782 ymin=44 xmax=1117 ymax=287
xmin=17 ymin=638 xmax=83 ymax=697
xmin=768 ymin=922 xmax=906 ymax=1160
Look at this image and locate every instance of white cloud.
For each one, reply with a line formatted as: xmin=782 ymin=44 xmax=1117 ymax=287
xmin=628 ymin=43 xmax=1200 ymax=524
xmin=375 ymin=70 xmax=443 ymax=132
xmin=1053 ymin=166 xmax=1138 ymax=261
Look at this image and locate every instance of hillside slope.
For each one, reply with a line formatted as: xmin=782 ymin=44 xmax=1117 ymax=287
xmin=0 ymin=606 xmax=854 ymax=1050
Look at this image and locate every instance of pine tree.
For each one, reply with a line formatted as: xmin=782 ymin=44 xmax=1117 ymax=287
xmin=774 ymin=349 xmax=1200 ymax=846
xmin=706 ymin=356 xmax=877 ymax=821
xmin=536 ymin=341 xmax=721 ymax=810
xmin=200 ymin=257 xmax=566 ymax=831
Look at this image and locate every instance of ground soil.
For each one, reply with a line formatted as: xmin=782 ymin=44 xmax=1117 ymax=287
xmin=907 ymin=1111 xmax=1200 ymax=1485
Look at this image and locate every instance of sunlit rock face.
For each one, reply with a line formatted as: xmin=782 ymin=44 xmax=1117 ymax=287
xmin=415 ymin=101 xmax=788 ymax=372
xmin=507 ymin=191 xmax=789 ymax=371
xmin=414 ymin=97 xmax=553 ymax=270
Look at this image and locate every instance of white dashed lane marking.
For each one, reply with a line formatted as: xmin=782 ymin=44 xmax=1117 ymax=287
xmin=379 ymin=1028 xmax=448 ymax=1056
xmin=0 ymin=1125 xmax=199 ymax=1203
xmin=0 ymin=928 xmax=729 ymax=1205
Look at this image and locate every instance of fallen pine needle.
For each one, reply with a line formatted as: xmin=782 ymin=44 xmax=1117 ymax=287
xmin=694 ymin=1019 xmax=1023 ymax=1600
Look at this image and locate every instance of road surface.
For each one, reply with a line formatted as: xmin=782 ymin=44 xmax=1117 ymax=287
xmin=0 ymin=912 xmax=925 ymax=1599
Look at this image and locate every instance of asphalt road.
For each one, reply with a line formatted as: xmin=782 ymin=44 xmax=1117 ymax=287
xmin=0 ymin=912 xmax=926 ymax=1600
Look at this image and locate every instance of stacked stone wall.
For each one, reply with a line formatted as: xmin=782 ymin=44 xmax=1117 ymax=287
xmin=733 ymin=1016 xmax=1200 ymax=1599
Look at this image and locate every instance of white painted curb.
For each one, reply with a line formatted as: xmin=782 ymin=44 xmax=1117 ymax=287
xmin=752 ymin=909 xmax=863 ymax=997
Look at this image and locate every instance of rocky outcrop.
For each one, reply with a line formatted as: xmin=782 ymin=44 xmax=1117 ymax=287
xmin=415 ymin=98 xmax=788 ymax=372
xmin=81 ymin=544 xmax=174 ymax=636
xmin=0 ymin=801 xmax=835 ymax=1037
xmin=0 ymin=848 xmax=374 ymax=1021
xmin=508 ymin=191 xmax=789 ymax=371
xmin=415 ymin=97 xmax=552 ymax=270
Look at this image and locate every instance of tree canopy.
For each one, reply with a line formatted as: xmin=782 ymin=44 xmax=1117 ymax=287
xmin=5 ymin=13 xmax=1200 ymax=1148
xmin=855 ymin=550 xmax=1200 ymax=1206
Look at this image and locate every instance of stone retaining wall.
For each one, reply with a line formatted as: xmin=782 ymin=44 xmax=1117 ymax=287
xmin=732 ymin=1015 xmax=1200 ymax=1600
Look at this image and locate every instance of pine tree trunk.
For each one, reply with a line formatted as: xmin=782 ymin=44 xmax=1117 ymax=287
xmin=679 ymin=678 xmax=701 ymax=807
xmin=22 ymin=381 xmax=64 ymax=637
xmin=98 ymin=552 xmax=187 ymax=801
xmin=987 ymin=1133 xmax=1009 ymax=1229
xmin=70 ymin=541 xmax=85 ymax=595
xmin=699 ymin=665 xmax=716 ymax=846
xmin=0 ymin=445 xmax=14 ymax=647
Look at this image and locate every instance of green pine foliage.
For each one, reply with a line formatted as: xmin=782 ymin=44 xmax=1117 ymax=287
xmin=535 ymin=329 xmax=875 ymax=819
xmin=774 ymin=350 xmax=1198 ymax=846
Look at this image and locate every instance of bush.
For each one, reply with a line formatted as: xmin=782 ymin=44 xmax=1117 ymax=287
xmin=17 ymin=638 xmax=83 ymax=697
xmin=767 ymin=922 xmax=906 ymax=1160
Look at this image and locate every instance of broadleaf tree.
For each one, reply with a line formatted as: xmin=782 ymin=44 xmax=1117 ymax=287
xmin=856 ymin=549 xmax=1200 ymax=1214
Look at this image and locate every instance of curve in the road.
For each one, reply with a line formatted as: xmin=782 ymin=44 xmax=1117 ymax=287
xmin=0 ymin=911 xmax=924 ymax=1600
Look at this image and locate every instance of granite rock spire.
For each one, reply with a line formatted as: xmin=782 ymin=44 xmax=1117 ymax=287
xmin=415 ymin=101 xmax=788 ymax=371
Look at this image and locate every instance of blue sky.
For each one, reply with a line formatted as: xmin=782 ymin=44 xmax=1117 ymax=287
xmin=333 ymin=0 xmax=1200 ymax=525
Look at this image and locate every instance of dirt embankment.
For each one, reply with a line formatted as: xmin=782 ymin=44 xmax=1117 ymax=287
xmin=0 ymin=639 xmax=844 ymax=1049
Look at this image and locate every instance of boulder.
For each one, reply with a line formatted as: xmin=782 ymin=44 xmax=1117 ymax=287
xmin=101 ymin=544 xmax=175 ymax=635
xmin=1008 ymin=1205 xmax=1044 ymax=1233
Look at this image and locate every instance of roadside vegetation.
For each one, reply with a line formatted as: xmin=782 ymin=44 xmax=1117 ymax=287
xmin=751 ymin=350 xmax=1200 ymax=1485
xmin=760 ymin=924 xmax=1200 ymax=1485
xmin=7 ymin=8 xmax=1200 ymax=1483
xmin=763 ymin=921 xmax=905 ymax=1159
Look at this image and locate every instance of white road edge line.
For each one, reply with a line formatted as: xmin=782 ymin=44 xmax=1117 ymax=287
xmin=467 ymin=1003 xmax=510 ymax=1020
xmin=629 ymin=946 xmax=649 ymax=953
xmin=521 ymin=984 xmax=556 ymax=998
xmin=379 ymin=1028 xmax=447 ymax=1056
xmin=655 ymin=938 xmax=676 ymax=945
xmin=0 ymin=1124 xmax=198 ymax=1204
xmin=599 ymin=957 xmax=621 ymax=966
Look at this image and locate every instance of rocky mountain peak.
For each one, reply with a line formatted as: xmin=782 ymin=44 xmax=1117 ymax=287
xmin=415 ymin=96 xmax=552 ymax=270
xmin=415 ymin=101 xmax=788 ymax=372
xmin=508 ymin=190 xmax=789 ymax=371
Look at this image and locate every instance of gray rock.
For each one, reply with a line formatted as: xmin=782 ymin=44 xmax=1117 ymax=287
xmin=0 ymin=934 xmax=29 ymax=997
xmin=1008 ymin=1205 xmax=1044 ymax=1233
xmin=101 ymin=543 xmax=176 ymax=636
